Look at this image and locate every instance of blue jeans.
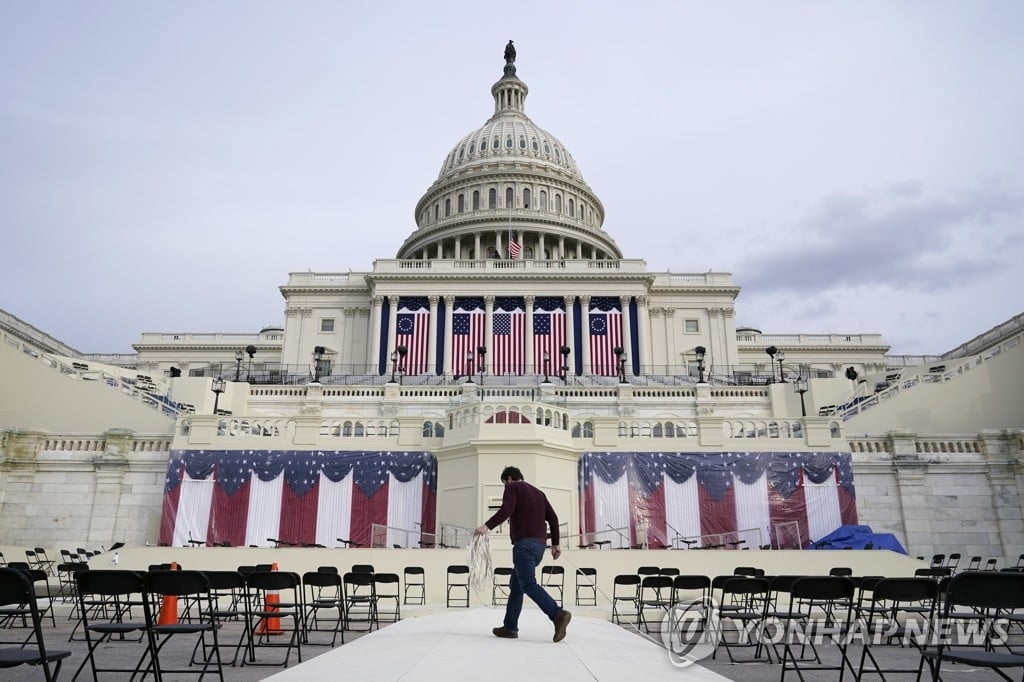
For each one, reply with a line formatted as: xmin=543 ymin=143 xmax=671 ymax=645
xmin=503 ymin=538 xmax=562 ymax=632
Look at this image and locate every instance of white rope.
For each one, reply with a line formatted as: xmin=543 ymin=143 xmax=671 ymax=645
xmin=468 ymin=533 xmax=495 ymax=605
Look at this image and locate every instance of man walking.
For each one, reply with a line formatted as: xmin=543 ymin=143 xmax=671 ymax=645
xmin=475 ymin=466 xmax=572 ymax=642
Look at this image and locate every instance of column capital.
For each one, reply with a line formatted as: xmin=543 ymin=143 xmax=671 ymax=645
xmin=579 ymin=295 xmax=591 ymax=306
xmin=428 ymin=295 xmax=440 ymax=306
xmin=524 ymin=294 xmax=535 ymax=306
xmin=372 ymin=295 xmax=385 ymax=306
xmin=484 ymin=295 xmax=495 ymax=306
xmin=636 ymin=295 xmax=648 ymax=307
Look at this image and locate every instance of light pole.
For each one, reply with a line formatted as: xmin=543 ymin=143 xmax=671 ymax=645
xmin=776 ymin=350 xmax=787 ymax=383
xmin=389 ymin=345 xmax=407 ymax=383
xmin=560 ymin=345 xmax=571 ymax=384
xmin=695 ymin=345 xmax=707 ymax=384
xmin=465 ymin=350 xmax=475 ymax=383
xmin=765 ymin=345 xmax=777 ymax=384
xmin=542 ymin=350 xmax=551 ymax=383
xmin=477 ymin=346 xmax=487 ymax=385
xmin=234 ymin=350 xmax=244 ymax=382
xmin=245 ymin=344 xmax=257 ymax=383
xmin=794 ymin=376 xmax=808 ymax=417
xmin=614 ymin=346 xmax=627 ymax=383
xmin=211 ymin=377 xmax=225 ymax=415
xmin=312 ymin=345 xmax=325 ymax=382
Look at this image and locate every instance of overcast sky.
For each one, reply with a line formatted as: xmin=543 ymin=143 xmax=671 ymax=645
xmin=2 ymin=2 xmax=1021 ymax=355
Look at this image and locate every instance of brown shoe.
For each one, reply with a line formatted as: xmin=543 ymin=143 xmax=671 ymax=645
xmin=493 ymin=627 xmax=518 ymax=639
xmin=553 ymin=610 xmax=572 ymax=642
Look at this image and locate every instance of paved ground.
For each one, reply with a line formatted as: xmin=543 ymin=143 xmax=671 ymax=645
xmin=3 ymin=599 xmax=1017 ymax=680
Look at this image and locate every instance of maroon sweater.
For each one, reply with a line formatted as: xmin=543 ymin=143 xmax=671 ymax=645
xmin=484 ymin=480 xmax=560 ymax=545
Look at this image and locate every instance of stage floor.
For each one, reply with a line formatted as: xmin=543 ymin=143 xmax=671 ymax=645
xmin=265 ymin=608 xmax=728 ymax=681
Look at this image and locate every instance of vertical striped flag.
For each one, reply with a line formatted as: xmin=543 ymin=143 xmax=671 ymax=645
xmin=491 ymin=297 xmax=524 ymax=375
xmin=395 ymin=297 xmax=429 ymax=375
xmin=532 ymin=297 xmax=566 ymax=375
xmin=589 ymin=297 xmax=622 ymax=376
xmin=452 ymin=297 xmax=485 ymax=377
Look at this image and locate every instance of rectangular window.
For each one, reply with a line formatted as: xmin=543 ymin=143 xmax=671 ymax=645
xmin=320 ymin=318 xmax=335 ymax=333
xmin=684 ymin=319 xmax=699 ymax=334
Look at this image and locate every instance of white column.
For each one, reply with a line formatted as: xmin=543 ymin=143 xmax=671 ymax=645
xmin=558 ymin=236 xmax=565 ymax=259
xmin=524 ymin=295 xmax=535 ymax=374
xmin=443 ymin=297 xmax=455 ymax=374
xmin=563 ymin=295 xmax=575 ymax=377
xmin=484 ymin=295 xmax=494 ymax=372
xmin=620 ymin=295 xmax=633 ymax=377
xmin=454 ymin=236 xmax=462 ymax=260
xmin=369 ymin=296 xmax=384 ymax=374
xmin=474 ymin=233 xmax=481 ymax=260
xmin=386 ymin=296 xmax=399 ymax=361
xmin=427 ymin=295 xmax=439 ymax=374
xmin=580 ymin=295 xmax=591 ymax=375
xmin=538 ymin=233 xmax=546 ymax=260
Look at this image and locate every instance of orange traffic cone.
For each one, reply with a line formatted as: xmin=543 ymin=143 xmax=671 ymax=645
xmin=255 ymin=561 xmax=283 ymax=635
xmin=157 ymin=561 xmax=180 ymax=625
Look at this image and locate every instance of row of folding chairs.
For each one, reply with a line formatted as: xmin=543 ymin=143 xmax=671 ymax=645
xmin=66 ymin=565 xmax=408 ymax=680
xmin=613 ymin=569 xmax=1024 ymax=680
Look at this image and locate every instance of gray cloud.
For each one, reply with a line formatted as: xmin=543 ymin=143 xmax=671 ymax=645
xmin=736 ymin=184 xmax=1024 ymax=294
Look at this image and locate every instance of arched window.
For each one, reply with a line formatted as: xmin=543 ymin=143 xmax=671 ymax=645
xmin=434 ymin=204 xmax=439 ymax=221
xmin=342 ymin=421 xmax=353 ymax=437
xmin=506 ymin=135 xmax=513 ymax=148
xmin=489 ymin=189 xmax=497 ymax=209
xmin=532 ymin=138 xmax=538 ymax=151
xmin=506 ymin=187 xmax=514 ymax=208
xmin=444 ymin=198 xmax=451 ymax=217
xmin=523 ymin=188 xmax=531 ymax=208
xmin=354 ymin=422 xmax=364 ymax=437
xmin=555 ymin=194 xmax=562 ymax=213
xmin=473 ymin=191 xmax=480 ymax=210
xmin=568 ymin=198 xmax=575 ymax=217
xmin=583 ymin=422 xmax=594 ymax=438
xmin=434 ymin=422 xmax=445 ymax=436
xmin=422 ymin=421 xmax=434 ymax=437
xmin=618 ymin=422 xmax=628 ymax=437
xmin=571 ymin=423 xmax=581 ymax=437
xmin=519 ymin=136 xmax=526 ymax=149
xmin=458 ymin=194 xmax=465 ymax=213
xmin=492 ymin=137 xmax=499 ymax=150
xmin=524 ymin=246 xmax=534 ymax=259
xmin=539 ymin=191 xmax=547 ymax=210
xmin=469 ymin=142 xmax=475 ymax=154
xmin=653 ymin=423 xmax=663 ymax=438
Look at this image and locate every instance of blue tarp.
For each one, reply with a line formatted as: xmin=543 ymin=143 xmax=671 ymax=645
xmin=805 ymin=524 xmax=907 ymax=554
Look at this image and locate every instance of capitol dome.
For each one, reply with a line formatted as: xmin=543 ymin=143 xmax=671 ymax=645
xmin=398 ymin=43 xmax=621 ymax=262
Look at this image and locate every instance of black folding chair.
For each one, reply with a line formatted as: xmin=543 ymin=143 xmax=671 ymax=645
xmin=446 ymin=565 xmax=470 ymax=608
xmin=856 ymin=577 xmax=936 ymax=679
xmin=0 ymin=567 xmax=71 ymax=682
xmin=921 ymin=571 xmax=1024 ymax=681
xmin=492 ymin=567 xmax=513 ymax=606
xmin=713 ymin=576 xmax=771 ymax=664
xmin=374 ymin=572 xmax=401 ymax=623
xmin=611 ymin=574 xmax=640 ymax=624
xmin=343 ymin=571 xmax=378 ymax=631
xmin=638 ymin=575 xmax=673 ymax=633
xmin=403 ymin=566 xmax=426 ymax=605
xmin=541 ymin=565 xmax=565 ymax=607
xmin=301 ymin=571 xmax=345 ymax=646
xmin=73 ymin=569 xmax=153 ymax=681
xmin=779 ymin=576 xmax=856 ymax=680
xmin=240 ymin=571 xmax=303 ymax=668
xmin=143 ymin=569 xmax=225 ymax=681
xmin=575 ymin=567 xmax=598 ymax=607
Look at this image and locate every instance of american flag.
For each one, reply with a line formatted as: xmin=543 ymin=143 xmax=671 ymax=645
xmin=508 ymin=230 xmax=521 ymax=259
xmin=395 ymin=297 xmax=429 ymax=375
xmin=533 ymin=297 xmax=566 ymax=375
xmin=452 ymin=297 xmax=485 ymax=376
xmin=491 ymin=297 xmax=524 ymax=375
xmin=589 ymin=297 xmax=622 ymax=376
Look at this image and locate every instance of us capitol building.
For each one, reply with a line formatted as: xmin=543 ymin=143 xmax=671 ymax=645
xmin=1 ymin=45 xmax=1021 ymax=567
